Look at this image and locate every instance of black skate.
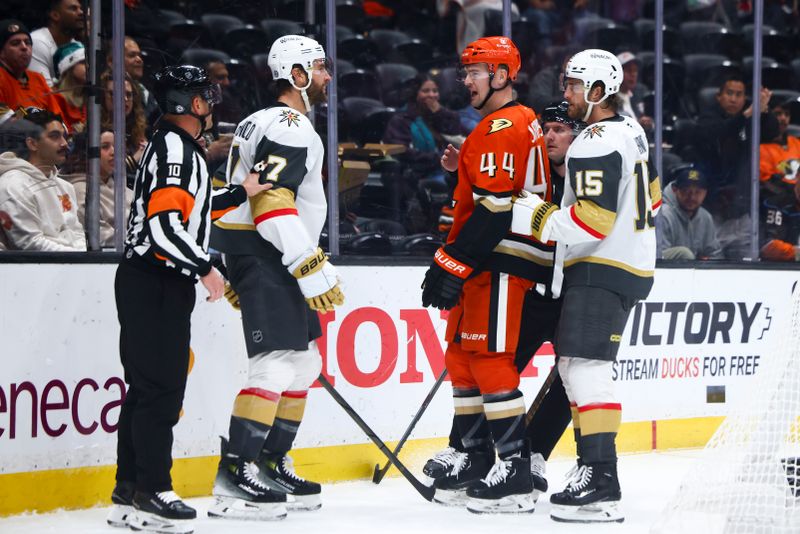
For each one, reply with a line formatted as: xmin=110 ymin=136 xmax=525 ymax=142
xmin=466 ymin=452 xmax=535 ymax=514
xmin=106 ymin=480 xmax=135 ymax=528
xmin=129 ymin=490 xmax=196 ymax=534
xmin=259 ymin=453 xmax=322 ymax=511
xmin=422 ymin=447 xmax=468 ymax=487
xmin=550 ymin=462 xmax=624 ymax=523
xmin=432 ymin=449 xmax=494 ymax=506
xmin=530 ymin=453 xmax=548 ymax=498
xmin=209 ymin=455 xmax=288 ymax=521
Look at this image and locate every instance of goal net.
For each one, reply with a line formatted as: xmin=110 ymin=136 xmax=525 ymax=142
xmin=652 ymin=283 xmax=800 ymax=534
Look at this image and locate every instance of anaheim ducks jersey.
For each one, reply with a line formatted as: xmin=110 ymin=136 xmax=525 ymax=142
xmin=210 ymin=105 xmax=326 ymax=266
xmin=548 ymin=114 xmax=660 ymax=299
xmin=448 ymin=101 xmax=552 ymax=282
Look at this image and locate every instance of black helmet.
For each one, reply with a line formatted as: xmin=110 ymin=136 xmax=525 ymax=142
xmin=541 ymin=101 xmax=585 ymax=135
xmin=152 ymin=65 xmax=222 ymax=115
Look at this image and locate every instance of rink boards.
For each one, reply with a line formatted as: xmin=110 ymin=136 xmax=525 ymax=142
xmin=0 ymin=264 xmax=797 ymax=514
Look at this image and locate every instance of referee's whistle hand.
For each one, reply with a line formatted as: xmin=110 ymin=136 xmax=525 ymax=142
xmin=241 ymin=172 xmax=274 ymax=197
xmin=202 ymin=268 xmax=225 ymax=302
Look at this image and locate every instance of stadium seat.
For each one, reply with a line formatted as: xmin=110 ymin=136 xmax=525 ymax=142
xmin=337 ymin=59 xmax=356 ymax=76
xmin=339 ymin=68 xmax=381 ymax=100
xmin=683 ymin=54 xmax=740 ymax=92
xmin=251 ymin=53 xmax=272 ymax=83
xmin=201 ymin=14 xmax=244 ymax=46
xmin=573 ymin=16 xmax=614 ymax=41
xmin=483 ymin=8 xmax=520 ymax=37
xmin=635 ymin=19 xmax=683 ymax=56
xmin=660 ymin=151 xmax=685 ymax=179
xmin=168 ymin=20 xmax=209 ymax=49
xmin=340 ymin=97 xmax=395 ymax=145
xmin=695 ymin=87 xmax=720 ymax=114
xmin=400 ymin=233 xmax=442 ymax=256
xmin=224 ymin=25 xmax=267 ymax=59
xmin=742 ymin=58 xmax=794 ymax=90
xmin=583 ymin=22 xmax=635 ymax=52
xmin=791 ymin=59 xmax=800 ymax=90
xmin=743 ymin=25 xmax=793 ymax=64
xmin=679 ymin=21 xmax=742 ymax=58
xmin=375 ymin=63 xmax=419 ymax=107
xmin=640 ymin=56 xmax=685 ymax=115
xmin=181 ymin=48 xmax=231 ymax=68
xmin=369 ymin=29 xmax=429 ymax=66
xmin=338 ymin=35 xmax=380 ymax=68
xmin=261 ymin=19 xmax=305 ymax=47
xmin=344 ymin=233 xmax=393 ymax=256
xmin=337 ymin=0 xmax=366 ymax=32
xmin=671 ymin=117 xmax=698 ymax=161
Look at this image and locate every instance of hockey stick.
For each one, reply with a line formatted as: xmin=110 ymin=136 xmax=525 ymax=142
xmin=317 ymin=374 xmax=436 ymax=502
xmin=372 ymin=369 xmax=449 ymax=485
xmin=525 ymin=364 xmax=559 ymax=425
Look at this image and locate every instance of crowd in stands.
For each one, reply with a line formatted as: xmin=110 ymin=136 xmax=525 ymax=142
xmin=0 ymin=0 xmax=799 ymax=260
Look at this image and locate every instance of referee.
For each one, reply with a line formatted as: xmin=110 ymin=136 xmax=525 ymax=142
xmin=107 ymin=65 xmax=270 ymax=533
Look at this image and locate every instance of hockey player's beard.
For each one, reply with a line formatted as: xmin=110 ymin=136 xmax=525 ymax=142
xmin=306 ymin=82 xmax=328 ymax=106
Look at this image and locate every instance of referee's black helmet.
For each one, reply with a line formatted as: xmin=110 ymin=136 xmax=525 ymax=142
xmin=152 ymin=65 xmax=222 ymax=115
xmin=541 ymin=101 xmax=586 ymax=135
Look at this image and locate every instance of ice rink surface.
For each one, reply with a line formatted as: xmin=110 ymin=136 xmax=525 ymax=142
xmin=0 ymin=450 xmax=699 ymax=534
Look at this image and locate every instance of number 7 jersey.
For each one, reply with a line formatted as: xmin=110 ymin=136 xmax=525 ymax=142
xmin=548 ymin=115 xmax=660 ymax=299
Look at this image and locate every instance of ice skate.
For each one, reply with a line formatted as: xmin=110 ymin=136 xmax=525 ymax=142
xmin=433 ymin=449 xmax=493 ymax=506
xmin=208 ymin=455 xmax=288 ymax=521
xmin=466 ymin=452 xmax=535 ymax=514
xmin=106 ymin=481 xmax=135 ymax=528
xmin=259 ymin=452 xmax=322 ymax=511
xmin=128 ymin=490 xmax=196 ymax=534
xmin=550 ymin=463 xmax=624 ymax=523
xmin=421 ymin=447 xmax=468 ymax=487
xmin=530 ymin=453 xmax=548 ymax=499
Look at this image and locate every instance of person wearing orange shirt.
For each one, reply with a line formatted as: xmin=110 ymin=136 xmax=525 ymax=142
xmin=760 ymin=99 xmax=800 ymax=191
xmin=0 ymin=20 xmax=65 ymax=120
xmin=421 ymin=36 xmax=551 ymax=514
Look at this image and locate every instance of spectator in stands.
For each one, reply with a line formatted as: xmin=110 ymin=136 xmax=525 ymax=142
xmin=616 ymin=51 xmax=653 ymax=132
xmin=0 ymin=20 xmax=66 ymax=119
xmin=436 ymin=0 xmax=518 ymax=52
xmin=522 ymin=0 xmax=571 ymax=54
xmin=760 ymin=175 xmax=800 ymax=262
xmin=100 ymin=70 xmax=147 ymax=185
xmin=694 ymin=73 xmax=771 ymax=222
xmin=62 ymin=129 xmax=131 ymax=248
xmin=203 ymin=60 xmax=240 ymax=176
xmin=760 ymin=98 xmax=800 ymax=200
xmin=107 ymin=37 xmax=159 ymax=121
xmin=526 ymin=47 xmax=580 ymax=113
xmin=29 ymin=0 xmax=84 ymax=86
xmin=52 ymin=41 xmax=86 ymax=132
xmin=0 ymin=108 xmax=85 ymax=251
xmin=384 ymin=74 xmax=467 ymax=185
xmin=658 ymin=165 xmax=722 ymax=260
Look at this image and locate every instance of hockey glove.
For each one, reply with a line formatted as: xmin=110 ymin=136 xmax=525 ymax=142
xmin=224 ymin=282 xmax=240 ymax=310
xmin=289 ymin=247 xmax=345 ymax=313
xmin=511 ymin=191 xmax=559 ymax=242
xmin=421 ymin=246 xmax=476 ymax=310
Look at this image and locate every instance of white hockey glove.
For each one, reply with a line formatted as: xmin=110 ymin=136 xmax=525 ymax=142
xmin=511 ymin=191 xmax=559 ymax=243
xmin=288 ymin=248 xmax=345 ymax=313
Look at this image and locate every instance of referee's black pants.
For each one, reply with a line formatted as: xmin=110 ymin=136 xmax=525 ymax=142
xmin=114 ymin=259 xmax=196 ymax=492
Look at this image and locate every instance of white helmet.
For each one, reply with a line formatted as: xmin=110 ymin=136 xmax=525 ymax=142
xmin=268 ymin=35 xmax=327 ymax=112
xmin=564 ymin=48 xmax=623 ymax=106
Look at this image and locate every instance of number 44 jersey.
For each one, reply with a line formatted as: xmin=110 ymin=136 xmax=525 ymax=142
xmin=549 ymin=115 xmax=661 ymax=299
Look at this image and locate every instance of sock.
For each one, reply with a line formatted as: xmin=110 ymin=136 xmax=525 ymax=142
xmin=453 ymin=387 xmax=492 ymax=452
xmin=483 ymin=389 xmax=526 ymax=459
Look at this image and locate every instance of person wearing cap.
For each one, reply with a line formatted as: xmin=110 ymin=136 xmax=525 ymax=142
xmin=658 ymin=165 xmax=722 ymax=260
xmin=616 ymin=51 xmax=653 ymax=132
xmin=29 ymin=0 xmax=84 ymax=86
xmin=0 ymin=108 xmax=85 ymax=251
xmin=52 ymin=40 xmax=86 ymax=131
xmin=0 ymin=19 xmax=66 ymax=119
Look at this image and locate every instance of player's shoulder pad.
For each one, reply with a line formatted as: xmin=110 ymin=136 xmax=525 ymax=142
xmin=233 ymin=106 xmax=317 ymax=149
xmin=480 ymin=103 xmax=533 ymax=137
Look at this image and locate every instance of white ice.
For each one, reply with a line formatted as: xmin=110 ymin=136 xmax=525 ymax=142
xmin=0 ymin=450 xmax=699 ymax=534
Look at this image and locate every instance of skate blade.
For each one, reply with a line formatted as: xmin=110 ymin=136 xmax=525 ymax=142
xmin=207 ymin=496 xmax=287 ymax=521
xmin=106 ymin=504 xmax=133 ymax=528
xmin=466 ymin=493 xmax=536 ymax=514
xmin=550 ymin=501 xmax=625 ymax=523
xmin=128 ymin=511 xmax=194 ymax=534
xmin=432 ymin=488 xmax=467 ymax=507
xmin=287 ymin=494 xmax=322 ymax=511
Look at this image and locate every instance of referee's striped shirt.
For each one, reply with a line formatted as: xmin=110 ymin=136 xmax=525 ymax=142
xmin=125 ymin=120 xmax=245 ymax=278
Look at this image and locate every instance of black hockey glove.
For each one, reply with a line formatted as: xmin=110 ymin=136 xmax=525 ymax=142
xmin=421 ymin=246 xmax=476 ymax=310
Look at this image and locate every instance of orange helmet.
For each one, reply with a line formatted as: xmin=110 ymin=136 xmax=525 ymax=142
xmin=460 ymin=36 xmax=521 ymax=81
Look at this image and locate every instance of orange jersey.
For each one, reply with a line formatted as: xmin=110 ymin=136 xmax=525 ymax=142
xmin=448 ymin=101 xmax=552 ymax=283
xmin=760 ymin=135 xmax=800 ymax=184
xmin=0 ymin=67 xmax=66 ymax=121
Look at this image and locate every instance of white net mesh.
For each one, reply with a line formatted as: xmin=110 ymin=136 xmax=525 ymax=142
xmin=652 ymin=285 xmax=800 ymax=534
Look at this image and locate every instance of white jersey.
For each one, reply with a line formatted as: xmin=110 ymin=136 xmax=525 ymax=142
xmin=547 ymin=114 xmax=661 ymax=299
xmin=211 ymin=105 xmax=326 ymax=267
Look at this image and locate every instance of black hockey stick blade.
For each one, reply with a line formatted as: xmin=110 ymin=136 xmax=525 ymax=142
xmin=372 ymin=368 xmax=448 ymax=485
xmin=317 ymin=374 xmax=436 ymax=501
xmin=525 ymin=364 xmax=559 ymax=426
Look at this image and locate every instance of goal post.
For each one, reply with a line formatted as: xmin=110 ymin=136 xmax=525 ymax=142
xmin=652 ymin=282 xmax=800 ymax=534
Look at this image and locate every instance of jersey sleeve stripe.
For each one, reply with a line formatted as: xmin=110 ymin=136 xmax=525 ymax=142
xmin=211 ymin=206 xmax=238 ymax=220
xmin=253 ymin=207 xmax=299 ymax=225
xmin=477 ymin=196 xmax=512 ymax=213
xmin=471 ymin=185 xmax=513 ymax=198
xmin=147 ymin=186 xmax=195 ymax=222
xmin=250 ymin=187 xmax=296 ymax=220
xmin=570 ymin=200 xmax=614 ymax=238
